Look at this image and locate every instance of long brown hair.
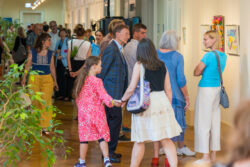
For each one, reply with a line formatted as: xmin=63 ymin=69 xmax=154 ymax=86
xmin=34 ymin=33 xmax=51 ymax=52
xmin=227 ymin=100 xmax=250 ymax=163
xmin=136 ymin=38 xmax=164 ymax=70
xmin=73 ymin=56 xmax=101 ymax=98
xmin=17 ymin=27 xmax=25 ymax=38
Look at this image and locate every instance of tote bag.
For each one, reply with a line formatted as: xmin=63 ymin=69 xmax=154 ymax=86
xmin=127 ymin=64 xmax=151 ymax=114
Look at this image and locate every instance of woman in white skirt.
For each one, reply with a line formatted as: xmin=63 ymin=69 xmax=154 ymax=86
xmin=194 ymin=30 xmax=227 ymax=164
xmin=121 ymin=38 xmax=182 ymax=167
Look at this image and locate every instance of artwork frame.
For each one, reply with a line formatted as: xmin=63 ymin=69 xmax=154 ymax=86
xmin=200 ymin=24 xmax=211 ymax=51
xmin=212 ymin=15 xmax=225 ymax=51
xmin=225 ymin=25 xmax=240 ymax=55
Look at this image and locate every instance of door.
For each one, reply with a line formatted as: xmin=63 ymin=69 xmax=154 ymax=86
xmin=21 ymin=12 xmax=42 ymax=30
xmin=154 ymin=0 xmax=182 ymax=48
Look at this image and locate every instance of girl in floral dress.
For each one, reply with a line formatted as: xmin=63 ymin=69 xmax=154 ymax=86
xmin=73 ymin=56 xmax=121 ymax=167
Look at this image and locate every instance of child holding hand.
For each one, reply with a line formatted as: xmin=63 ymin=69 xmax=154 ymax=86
xmin=73 ymin=56 xmax=121 ymax=167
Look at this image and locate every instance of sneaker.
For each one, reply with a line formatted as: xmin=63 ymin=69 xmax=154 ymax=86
xmin=193 ymin=159 xmax=211 ymax=165
xmin=177 ymin=146 xmax=196 ymax=156
xmin=159 ymin=148 xmax=165 ymax=155
xmin=74 ymin=162 xmax=86 ymax=167
xmin=104 ymin=159 xmax=112 ymax=167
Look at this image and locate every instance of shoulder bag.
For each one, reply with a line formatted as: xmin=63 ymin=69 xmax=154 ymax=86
xmin=127 ymin=64 xmax=151 ymax=114
xmin=13 ymin=38 xmax=27 ymax=64
xmin=213 ymin=51 xmax=229 ymax=108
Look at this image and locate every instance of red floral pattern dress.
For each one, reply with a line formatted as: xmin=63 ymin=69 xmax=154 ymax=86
xmin=76 ymin=76 xmax=113 ymax=142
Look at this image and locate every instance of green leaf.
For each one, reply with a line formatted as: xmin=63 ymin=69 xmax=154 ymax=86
xmin=20 ymin=113 xmax=27 ymax=120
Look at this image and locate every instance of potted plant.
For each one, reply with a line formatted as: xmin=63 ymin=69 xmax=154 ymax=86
xmin=0 ymin=64 xmax=70 ymax=167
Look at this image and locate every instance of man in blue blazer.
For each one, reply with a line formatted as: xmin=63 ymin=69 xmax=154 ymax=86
xmin=98 ymin=24 xmax=130 ymax=163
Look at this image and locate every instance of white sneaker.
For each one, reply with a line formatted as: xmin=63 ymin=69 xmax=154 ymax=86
xmin=159 ymin=148 xmax=165 ymax=155
xmin=193 ymin=159 xmax=211 ymax=165
xmin=177 ymin=146 xmax=196 ymax=156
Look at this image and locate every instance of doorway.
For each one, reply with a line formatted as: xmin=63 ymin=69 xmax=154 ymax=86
xmin=20 ymin=11 xmax=43 ymax=30
xmin=153 ymin=0 xmax=182 ymax=48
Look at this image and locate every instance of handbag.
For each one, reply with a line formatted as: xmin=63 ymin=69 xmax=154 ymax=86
xmin=213 ymin=51 xmax=229 ymax=108
xmin=127 ymin=64 xmax=151 ymax=114
xmin=13 ymin=38 xmax=27 ymax=63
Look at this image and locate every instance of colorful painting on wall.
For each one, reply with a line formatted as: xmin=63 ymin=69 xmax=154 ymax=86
xmin=212 ymin=15 xmax=224 ymax=51
xmin=225 ymin=25 xmax=240 ymax=55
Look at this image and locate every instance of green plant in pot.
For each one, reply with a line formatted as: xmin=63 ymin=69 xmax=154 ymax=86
xmin=0 ymin=64 xmax=70 ymax=167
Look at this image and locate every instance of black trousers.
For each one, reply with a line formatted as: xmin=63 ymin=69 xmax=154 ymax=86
xmin=55 ymin=60 xmax=70 ymax=98
xmin=68 ymin=59 xmax=85 ymax=99
xmin=105 ymin=106 xmax=122 ymax=154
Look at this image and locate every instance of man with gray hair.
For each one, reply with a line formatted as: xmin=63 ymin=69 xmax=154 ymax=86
xmin=49 ymin=20 xmax=60 ymax=52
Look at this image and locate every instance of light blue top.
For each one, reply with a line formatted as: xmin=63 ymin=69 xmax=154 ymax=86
xmin=91 ymin=43 xmax=100 ymax=56
xmin=55 ymin=37 xmax=68 ymax=67
xmin=199 ymin=50 xmax=227 ymax=87
xmin=157 ymin=50 xmax=187 ymax=107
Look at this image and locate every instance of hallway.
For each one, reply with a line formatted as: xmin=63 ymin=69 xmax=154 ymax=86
xmin=18 ymin=100 xmax=230 ymax=167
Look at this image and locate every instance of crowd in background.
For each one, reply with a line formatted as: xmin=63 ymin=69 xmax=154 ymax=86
xmin=3 ymin=18 xmax=250 ymax=167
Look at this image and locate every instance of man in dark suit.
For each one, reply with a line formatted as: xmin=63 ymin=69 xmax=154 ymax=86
xmin=98 ymin=24 xmax=130 ymax=163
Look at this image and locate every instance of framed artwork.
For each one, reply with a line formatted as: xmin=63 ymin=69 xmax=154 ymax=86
xmin=200 ymin=24 xmax=211 ymax=51
xmin=225 ymin=25 xmax=240 ymax=55
xmin=212 ymin=15 xmax=225 ymax=51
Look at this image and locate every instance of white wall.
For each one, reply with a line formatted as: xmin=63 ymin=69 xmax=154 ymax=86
xmin=1 ymin=0 xmax=64 ymax=25
xmin=240 ymin=0 xmax=250 ymax=98
xmin=182 ymin=0 xmax=241 ymax=126
xmin=65 ymin=0 xmax=106 ymax=30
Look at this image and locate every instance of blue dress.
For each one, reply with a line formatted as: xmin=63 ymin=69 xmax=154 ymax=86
xmin=157 ymin=50 xmax=187 ymax=142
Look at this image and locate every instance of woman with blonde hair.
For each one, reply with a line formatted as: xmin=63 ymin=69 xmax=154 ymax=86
xmin=194 ymin=30 xmax=227 ymax=164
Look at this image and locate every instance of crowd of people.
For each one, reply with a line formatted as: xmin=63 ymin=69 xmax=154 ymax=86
xmin=5 ymin=18 xmax=248 ymax=167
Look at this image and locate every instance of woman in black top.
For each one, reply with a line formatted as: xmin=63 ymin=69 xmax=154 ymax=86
xmin=13 ymin=27 xmax=27 ymax=66
xmin=121 ymin=38 xmax=182 ymax=167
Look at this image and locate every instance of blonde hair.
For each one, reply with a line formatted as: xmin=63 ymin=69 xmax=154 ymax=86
xmin=227 ymin=100 xmax=250 ymax=163
xmin=205 ymin=30 xmax=221 ymax=50
xmin=108 ymin=19 xmax=125 ymax=35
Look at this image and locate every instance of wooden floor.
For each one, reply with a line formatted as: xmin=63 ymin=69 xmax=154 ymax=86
xmin=18 ymin=100 xmax=230 ymax=167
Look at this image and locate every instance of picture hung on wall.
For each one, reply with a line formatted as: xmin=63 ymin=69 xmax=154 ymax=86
xmin=212 ymin=15 xmax=225 ymax=51
xmin=200 ymin=24 xmax=211 ymax=51
xmin=225 ymin=25 xmax=240 ymax=55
